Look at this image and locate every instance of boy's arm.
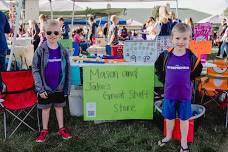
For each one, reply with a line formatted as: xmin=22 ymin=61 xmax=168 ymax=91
xmin=32 ymin=48 xmax=45 ymax=94
xmin=155 ymin=52 xmax=165 ymax=83
xmin=191 ymin=61 xmax=203 ymax=80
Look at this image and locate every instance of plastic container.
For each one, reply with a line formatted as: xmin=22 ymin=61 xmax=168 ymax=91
xmin=154 ymin=100 xmax=205 ymax=120
xmin=69 ymin=86 xmax=83 ymax=116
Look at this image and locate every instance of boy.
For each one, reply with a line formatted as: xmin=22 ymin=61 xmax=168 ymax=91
xmin=155 ymin=23 xmax=202 ymax=152
xmin=32 ymin=20 xmax=72 ymax=142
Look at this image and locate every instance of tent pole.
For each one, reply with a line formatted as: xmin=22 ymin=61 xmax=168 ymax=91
xmin=7 ymin=0 xmax=23 ymax=71
xmin=49 ymin=0 xmax=53 ymax=19
xmin=71 ymin=0 xmax=75 ymax=33
xmin=175 ymin=0 xmax=179 ymax=18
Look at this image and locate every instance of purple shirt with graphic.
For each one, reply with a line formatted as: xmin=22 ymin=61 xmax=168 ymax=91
xmin=164 ymin=51 xmax=192 ymax=101
xmin=45 ymin=46 xmax=62 ymax=90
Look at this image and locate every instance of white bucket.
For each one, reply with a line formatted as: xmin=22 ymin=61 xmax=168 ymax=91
xmin=69 ymin=86 xmax=83 ymax=116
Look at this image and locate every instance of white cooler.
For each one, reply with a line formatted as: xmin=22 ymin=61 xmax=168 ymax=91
xmin=69 ymin=86 xmax=83 ymax=116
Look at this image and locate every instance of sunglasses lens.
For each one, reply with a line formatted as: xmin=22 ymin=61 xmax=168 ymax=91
xmin=54 ymin=31 xmax=59 ymax=35
xmin=46 ymin=31 xmax=52 ymax=35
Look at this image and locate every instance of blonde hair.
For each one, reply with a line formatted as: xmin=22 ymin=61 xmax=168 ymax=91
xmin=159 ymin=6 xmax=169 ymax=24
xmin=44 ymin=19 xmax=60 ymax=31
xmin=171 ymin=23 xmax=192 ymax=38
xmin=110 ymin=15 xmax=118 ymax=23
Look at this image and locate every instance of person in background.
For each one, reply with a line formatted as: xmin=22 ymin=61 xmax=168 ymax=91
xmin=28 ymin=20 xmax=40 ymax=52
xmin=146 ymin=16 xmax=160 ymax=40
xmin=169 ymin=11 xmax=181 ymax=29
xmin=57 ymin=17 xmax=70 ymax=39
xmin=185 ymin=17 xmax=194 ymax=39
xmin=158 ymin=6 xmax=172 ymax=36
xmin=0 ymin=11 xmax=10 ymax=90
xmin=217 ymin=26 xmax=228 ymax=59
xmin=32 ymin=20 xmax=72 ymax=143
xmin=73 ymin=28 xmax=82 ymax=45
xmin=88 ymin=16 xmax=98 ymax=45
xmin=108 ymin=15 xmax=119 ymax=45
xmin=38 ymin=14 xmax=47 ymax=46
xmin=120 ymin=26 xmax=128 ymax=41
xmin=155 ymin=23 xmax=202 ymax=152
xmin=103 ymin=23 xmax=109 ymax=39
xmin=216 ymin=18 xmax=227 ymax=57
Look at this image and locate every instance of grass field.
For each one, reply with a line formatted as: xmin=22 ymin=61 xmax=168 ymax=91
xmin=0 ymin=51 xmax=228 ymax=152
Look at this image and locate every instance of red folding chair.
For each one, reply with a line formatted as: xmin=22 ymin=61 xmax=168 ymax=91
xmin=0 ymin=70 xmax=40 ymax=139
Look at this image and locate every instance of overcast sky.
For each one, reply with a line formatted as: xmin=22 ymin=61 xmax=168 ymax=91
xmin=40 ymin=0 xmax=227 ymax=15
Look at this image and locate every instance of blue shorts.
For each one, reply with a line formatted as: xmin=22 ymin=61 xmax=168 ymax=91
xmin=162 ymin=98 xmax=192 ymax=121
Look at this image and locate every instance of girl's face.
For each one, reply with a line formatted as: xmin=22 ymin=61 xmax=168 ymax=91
xmin=45 ymin=25 xmax=61 ymax=44
xmin=172 ymin=31 xmax=191 ymax=51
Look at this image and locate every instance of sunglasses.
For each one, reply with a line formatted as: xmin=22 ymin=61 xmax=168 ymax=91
xmin=46 ymin=31 xmax=59 ymax=36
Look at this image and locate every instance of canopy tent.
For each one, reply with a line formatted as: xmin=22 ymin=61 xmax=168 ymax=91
xmin=127 ymin=19 xmax=143 ymax=26
xmin=64 ymin=18 xmax=88 ymax=25
xmin=0 ymin=1 xmax=9 ymax=11
xmin=39 ymin=0 xmax=83 ymax=12
xmin=197 ymin=15 xmax=228 ymax=24
xmin=96 ymin=16 xmax=126 ymax=26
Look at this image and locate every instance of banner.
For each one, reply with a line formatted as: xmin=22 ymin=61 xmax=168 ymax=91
xmin=83 ymin=65 xmax=154 ymax=120
xmin=193 ymin=23 xmax=212 ymax=40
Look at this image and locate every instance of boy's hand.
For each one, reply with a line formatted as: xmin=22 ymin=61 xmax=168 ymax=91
xmin=39 ymin=91 xmax=48 ymax=99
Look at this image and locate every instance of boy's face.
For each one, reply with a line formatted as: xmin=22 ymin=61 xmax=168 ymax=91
xmin=45 ymin=25 xmax=61 ymax=44
xmin=172 ymin=31 xmax=191 ymax=51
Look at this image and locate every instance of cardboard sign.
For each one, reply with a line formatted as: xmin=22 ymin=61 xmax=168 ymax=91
xmin=189 ymin=40 xmax=212 ymax=57
xmin=194 ymin=23 xmax=212 ymax=40
xmin=123 ymin=40 xmax=157 ymax=63
xmin=83 ymin=65 xmax=154 ymax=120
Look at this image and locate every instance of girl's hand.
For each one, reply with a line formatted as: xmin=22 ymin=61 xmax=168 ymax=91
xmin=39 ymin=91 xmax=48 ymax=99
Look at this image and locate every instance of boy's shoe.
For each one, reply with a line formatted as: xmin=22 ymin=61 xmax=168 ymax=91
xmin=36 ymin=129 xmax=49 ymax=143
xmin=57 ymin=127 xmax=72 ymax=140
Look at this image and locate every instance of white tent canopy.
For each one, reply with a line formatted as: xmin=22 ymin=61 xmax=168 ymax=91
xmin=0 ymin=1 xmax=9 ymax=11
xmin=39 ymin=0 xmax=83 ymax=12
xmin=197 ymin=15 xmax=228 ymax=24
xmin=127 ymin=19 xmax=143 ymax=26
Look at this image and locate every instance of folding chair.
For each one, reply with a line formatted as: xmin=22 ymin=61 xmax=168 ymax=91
xmin=199 ymin=60 xmax=228 ymax=105
xmin=0 ymin=70 xmax=40 ymax=139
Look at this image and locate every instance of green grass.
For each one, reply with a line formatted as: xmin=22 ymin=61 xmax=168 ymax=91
xmin=0 ymin=50 xmax=227 ymax=152
xmin=0 ymin=105 xmax=227 ymax=152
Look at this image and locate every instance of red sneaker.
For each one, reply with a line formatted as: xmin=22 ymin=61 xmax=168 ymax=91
xmin=36 ymin=129 xmax=49 ymax=143
xmin=57 ymin=128 xmax=72 ymax=140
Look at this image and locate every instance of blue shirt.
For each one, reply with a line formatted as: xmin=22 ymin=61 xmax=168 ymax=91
xmin=0 ymin=11 xmax=10 ymax=51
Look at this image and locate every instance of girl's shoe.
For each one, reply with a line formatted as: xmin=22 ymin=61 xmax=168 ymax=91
xmin=180 ymin=145 xmax=190 ymax=152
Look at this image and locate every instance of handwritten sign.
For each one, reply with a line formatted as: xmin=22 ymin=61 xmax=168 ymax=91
xmin=189 ymin=40 xmax=212 ymax=57
xmin=83 ymin=65 xmax=154 ymax=120
xmin=193 ymin=23 xmax=212 ymax=40
xmin=123 ymin=40 xmax=157 ymax=63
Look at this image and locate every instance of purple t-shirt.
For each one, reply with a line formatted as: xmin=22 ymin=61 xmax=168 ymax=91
xmin=45 ymin=46 xmax=62 ymax=90
xmin=164 ymin=51 xmax=192 ymax=101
